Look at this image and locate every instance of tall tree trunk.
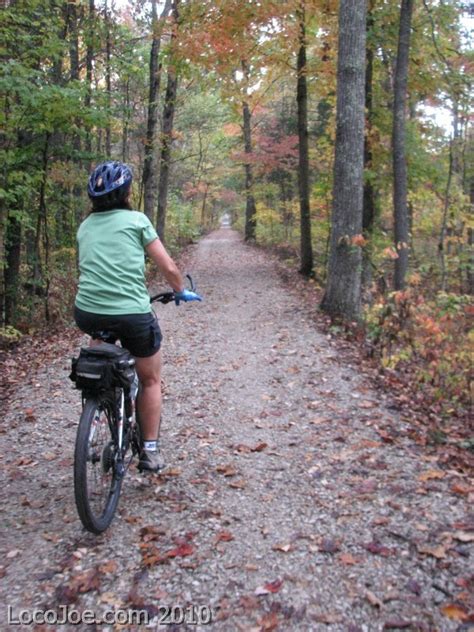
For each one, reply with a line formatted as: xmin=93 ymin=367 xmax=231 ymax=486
xmin=392 ymin=0 xmax=414 ymax=290
xmin=156 ymin=0 xmax=179 ymax=243
xmin=320 ymin=0 xmax=366 ymax=320
xmin=3 ymin=125 xmax=28 ymax=326
xmin=242 ymin=98 xmax=257 ymax=241
xmin=297 ymin=1 xmax=313 ymax=276
xmin=66 ymin=0 xmax=80 ymax=83
xmin=142 ymin=0 xmax=171 ymax=221
xmin=362 ymin=0 xmax=377 ymax=295
xmin=438 ymin=138 xmax=453 ymax=291
xmin=104 ymin=0 xmax=112 ymax=156
xmin=122 ymin=77 xmax=130 ymax=162
xmin=66 ymin=0 xmax=83 ymax=234
xmin=31 ymin=135 xmax=50 ymax=293
xmin=241 ymin=59 xmax=257 ymax=241
xmin=4 ymin=216 xmax=21 ymax=326
xmin=468 ymin=169 xmax=474 ymax=295
xmin=85 ymin=0 xmax=95 ymax=163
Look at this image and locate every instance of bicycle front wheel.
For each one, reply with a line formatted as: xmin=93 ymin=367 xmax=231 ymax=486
xmin=74 ymin=397 xmax=122 ymax=534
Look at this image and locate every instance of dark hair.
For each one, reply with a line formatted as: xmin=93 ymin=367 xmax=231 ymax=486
xmin=90 ymin=187 xmax=132 ymax=213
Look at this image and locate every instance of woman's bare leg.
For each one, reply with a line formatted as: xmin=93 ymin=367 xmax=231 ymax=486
xmin=134 ymin=350 xmax=162 ymax=441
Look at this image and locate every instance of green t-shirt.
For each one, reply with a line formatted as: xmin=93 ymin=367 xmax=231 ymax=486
xmin=75 ymin=209 xmax=158 ymax=315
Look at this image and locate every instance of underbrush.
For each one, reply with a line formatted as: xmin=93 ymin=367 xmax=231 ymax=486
xmin=365 ymin=284 xmax=473 ymax=416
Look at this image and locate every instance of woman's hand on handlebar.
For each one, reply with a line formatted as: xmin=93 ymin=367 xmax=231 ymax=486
xmin=149 ymin=274 xmax=202 ymax=305
xmin=174 ymin=289 xmax=202 ymax=305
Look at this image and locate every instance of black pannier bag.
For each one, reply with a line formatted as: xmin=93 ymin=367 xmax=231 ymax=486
xmin=70 ymin=342 xmax=135 ymax=392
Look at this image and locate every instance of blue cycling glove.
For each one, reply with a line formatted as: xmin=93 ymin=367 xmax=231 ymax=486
xmin=174 ymin=289 xmax=203 ymax=305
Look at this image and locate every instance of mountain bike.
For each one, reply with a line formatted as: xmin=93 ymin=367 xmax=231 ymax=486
xmin=71 ymin=277 xmax=195 ymax=534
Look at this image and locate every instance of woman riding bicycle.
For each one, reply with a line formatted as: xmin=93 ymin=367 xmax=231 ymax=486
xmin=74 ymin=160 xmax=201 ymax=473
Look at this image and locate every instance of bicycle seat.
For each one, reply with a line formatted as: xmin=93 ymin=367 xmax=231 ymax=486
xmin=91 ymin=330 xmax=118 ymax=345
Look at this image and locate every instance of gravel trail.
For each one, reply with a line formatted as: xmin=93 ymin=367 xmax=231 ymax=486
xmin=0 ymin=227 xmax=472 ymax=631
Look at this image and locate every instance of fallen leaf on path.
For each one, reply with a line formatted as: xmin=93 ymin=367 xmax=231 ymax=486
xmin=42 ymin=532 xmax=60 ymax=543
xmin=124 ymin=515 xmax=141 ymax=524
xmin=440 ymin=603 xmax=469 ymax=621
xmin=98 ymin=560 xmax=118 ymax=574
xmin=338 ymin=553 xmax=359 ymax=565
xmin=216 ymin=464 xmax=238 ymax=477
xmin=228 ymin=479 xmax=246 ymax=489
xmin=25 ymin=408 xmax=36 ymax=421
xmin=140 ymin=525 xmax=166 ymax=542
xmin=166 ymin=543 xmax=194 ymax=558
xmin=377 ymin=430 xmax=395 ymax=443
xmin=255 ymin=579 xmax=283 ymax=595
xmin=359 ymin=400 xmax=377 ymax=409
xmin=14 ymin=457 xmax=37 ymax=467
xmin=99 ymin=591 xmax=120 ymax=605
xmin=452 ymin=531 xmax=474 ymax=543
xmin=354 ymin=439 xmax=381 ymax=449
xmin=417 ymin=544 xmax=447 ymax=559
xmin=272 ymin=543 xmax=292 ymax=553
xmin=418 ymin=469 xmax=445 ymax=482
xmin=214 ymin=530 xmax=234 ymax=544
xmin=365 ymin=590 xmax=382 ymax=608
xmin=69 ymin=568 xmax=101 ymax=594
xmin=309 ymin=416 xmax=329 ymax=425
xmin=450 ymin=482 xmax=472 ymax=495
xmin=258 ymin=612 xmax=280 ymax=631
xmin=364 ymin=541 xmax=394 ymax=557
xmin=234 ymin=444 xmax=251 ymax=453
xmin=163 ymin=467 xmax=182 ymax=477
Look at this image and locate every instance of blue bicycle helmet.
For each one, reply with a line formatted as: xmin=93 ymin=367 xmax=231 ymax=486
xmin=88 ymin=161 xmax=132 ymax=198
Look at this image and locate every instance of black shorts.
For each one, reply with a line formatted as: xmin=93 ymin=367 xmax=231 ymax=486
xmin=74 ymin=306 xmax=162 ymax=358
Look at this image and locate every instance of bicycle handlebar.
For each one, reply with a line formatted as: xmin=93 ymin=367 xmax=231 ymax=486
xmin=149 ymin=274 xmax=196 ymax=305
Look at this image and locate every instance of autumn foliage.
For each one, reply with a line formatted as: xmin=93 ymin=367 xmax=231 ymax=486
xmin=366 ymin=286 xmax=472 ymax=415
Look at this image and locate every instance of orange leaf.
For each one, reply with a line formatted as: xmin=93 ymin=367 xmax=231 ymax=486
xmin=258 ymin=612 xmax=280 ymax=631
xmin=98 ymin=560 xmax=118 ymax=574
xmin=216 ymin=464 xmax=238 ymax=477
xmin=339 ymin=553 xmax=359 ymax=565
xmin=166 ymin=543 xmax=194 ymax=558
xmin=214 ymin=530 xmax=234 ymax=544
xmin=351 ymin=234 xmax=367 ymax=247
xmin=418 ymin=469 xmax=445 ymax=482
xmin=251 ymin=442 xmax=268 ymax=452
xmin=440 ymin=604 xmax=469 ymax=621
xmin=255 ymin=578 xmax=284 ymax=595
xmin=450 ymin=482 xmax=472 ymax=495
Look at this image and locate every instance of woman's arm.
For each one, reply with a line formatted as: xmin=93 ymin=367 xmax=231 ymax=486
xmin=146 ymin=239 xmax=184 ymax=293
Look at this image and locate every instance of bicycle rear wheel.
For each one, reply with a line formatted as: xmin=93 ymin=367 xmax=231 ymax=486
xmin=74 ymin=397 xmax=122 ymax=533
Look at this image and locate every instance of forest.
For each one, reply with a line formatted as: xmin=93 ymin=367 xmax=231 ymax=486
xmin=1 ymin=0 xmax=472 ymax=417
